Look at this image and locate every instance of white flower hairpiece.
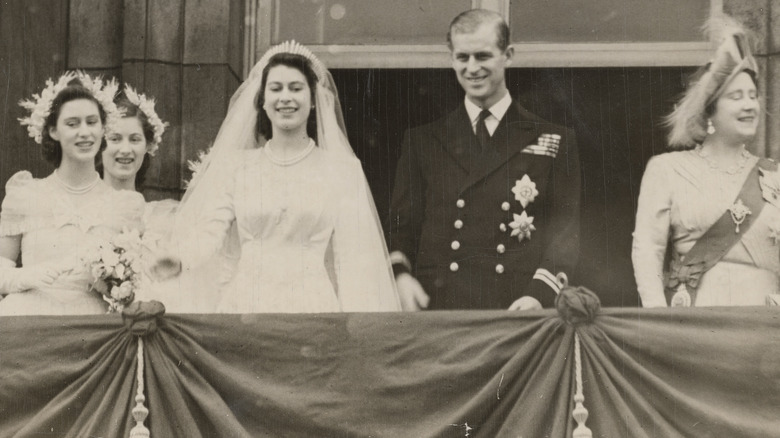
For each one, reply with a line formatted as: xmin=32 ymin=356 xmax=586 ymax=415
xmin=255 ymin=40 xmax=328 ymax=84
xmin=184 ymin=144 xmax=214 ymax=189
xmin=122 ymin=85 xmax=168 ymax=156
xmin=18 ymin=71 xmax=121 ymax=144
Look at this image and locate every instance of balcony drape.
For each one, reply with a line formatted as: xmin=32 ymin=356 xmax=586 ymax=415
xmin=1 ymin=292 xmax=778 ymax=437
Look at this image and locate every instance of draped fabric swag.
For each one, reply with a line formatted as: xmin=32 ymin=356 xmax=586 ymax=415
xmin=1 ymin=290 xmax=778 ymax=437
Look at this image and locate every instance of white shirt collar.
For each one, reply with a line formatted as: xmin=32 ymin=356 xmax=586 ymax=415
xmin=464 ymin=92 xmax=513 ymax=126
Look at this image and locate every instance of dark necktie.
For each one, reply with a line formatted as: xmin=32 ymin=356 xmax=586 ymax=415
xmin=476 ymin=109 xmax=491 ymax=152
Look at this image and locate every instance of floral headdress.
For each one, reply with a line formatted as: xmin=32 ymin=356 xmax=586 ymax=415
xmin=18 ymin=71 xmax=121 ymax=144
xmin=122 ymin=85 xmax=168 ymax=156
xmin=666 ymin=15 xmax=759 ymax=149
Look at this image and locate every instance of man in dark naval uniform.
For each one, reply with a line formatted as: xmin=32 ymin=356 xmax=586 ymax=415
xmin=387 ymin=9 xmax=580 ymax=310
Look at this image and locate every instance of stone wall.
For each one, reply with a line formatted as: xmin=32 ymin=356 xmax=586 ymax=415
xmin=0 ymin=0 xmax=244 ymax=201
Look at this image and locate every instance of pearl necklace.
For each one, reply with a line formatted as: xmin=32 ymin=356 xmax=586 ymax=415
xmin=695 ymin=144 xmax=751 ymax=175
xmin=263 ymin=138 xmax=315 ymax=166
xmin=53 ymin=170 xmax=100 ymax=194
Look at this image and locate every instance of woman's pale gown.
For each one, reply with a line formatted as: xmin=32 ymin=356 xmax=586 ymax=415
xmin=0 ymin=171 xmax=145 ymax=315
xmin=176 ymin=145 xmax=398 ymax=313
xmin=632 ymin=149 xmax=780 ymax=307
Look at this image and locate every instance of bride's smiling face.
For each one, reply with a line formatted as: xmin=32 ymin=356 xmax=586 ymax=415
xmin=262 ymin=65 xmax=312 ymax=135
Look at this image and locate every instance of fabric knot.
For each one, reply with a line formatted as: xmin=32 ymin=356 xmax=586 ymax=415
xmin=667 ymin=260 xmax=706 ymax=290
xmin=556 ymin=286 xmax=601 ymax=325
xmin=122 ymin=300 xmax=166 ymax=336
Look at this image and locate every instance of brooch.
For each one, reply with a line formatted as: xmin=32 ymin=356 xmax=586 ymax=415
xmin=509 ymin=211 xmax=535 ymax=243
xmin=727 ymin=199 xmax=751 ymax=233
xmin=511 ymin=175 xmax=538 ymax=208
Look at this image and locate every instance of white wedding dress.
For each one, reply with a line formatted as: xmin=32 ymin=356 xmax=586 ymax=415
xmin=174 ymin=145 xmax=399 ymax=313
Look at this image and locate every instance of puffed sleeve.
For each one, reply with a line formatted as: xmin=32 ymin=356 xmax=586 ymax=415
xmin=0 ymin=171 xmax=42 ymax=237
xmin=332 ymin=157 xmax=401 ymax=312
xmin=632 ymin=155 xmax=672 ymax=307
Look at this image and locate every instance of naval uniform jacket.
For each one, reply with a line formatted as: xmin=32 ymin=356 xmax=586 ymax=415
xmin=388 ymin=101 xmax=580 ymax=309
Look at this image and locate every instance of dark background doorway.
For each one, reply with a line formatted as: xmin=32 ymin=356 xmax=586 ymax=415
xmin=332 ymin=67 xmax=693 ymax=307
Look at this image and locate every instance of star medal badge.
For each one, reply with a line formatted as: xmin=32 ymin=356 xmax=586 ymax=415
xmin=511 ymin=175 xmax=539 ymax=208
xmin=508 ymin=211 xmax=535 ymax=243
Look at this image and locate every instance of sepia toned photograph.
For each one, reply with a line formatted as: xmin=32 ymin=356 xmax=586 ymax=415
xmin=1 ymin=0 xmax=778 ymax=436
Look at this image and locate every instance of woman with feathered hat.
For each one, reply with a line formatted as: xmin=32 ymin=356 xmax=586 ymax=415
xmin=632 ymin=16 xmax=780 ymax=307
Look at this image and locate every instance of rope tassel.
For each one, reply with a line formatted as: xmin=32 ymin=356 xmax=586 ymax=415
xmin=129 ymin=338 xmax=150 ymax=438
xmin=572 ymin=333 xmax=592 ymax=438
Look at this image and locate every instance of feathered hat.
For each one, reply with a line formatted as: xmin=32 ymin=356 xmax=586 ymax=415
xmin=666 ymin=15 xmax=758 ymax=149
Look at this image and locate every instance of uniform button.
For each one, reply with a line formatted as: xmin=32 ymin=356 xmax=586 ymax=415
xmin=450 ymin=262 xmax=459 ymax=272
xmin=501 ymin=202 xmax=510 ymax=211
xmin=454 ymin=219 xmax=463 ymax=229
xmin=456 ymin=199 xmax=465 ymax=208
xmin=495 ymin=264 xmax=505 ymax=274
xmin=496 ymin=244 xmax=505 ymax=254
xmin=451 ymin=240 xmax=460 ymax=250
xmin=499 ymin=223 xmax=507 ymax=232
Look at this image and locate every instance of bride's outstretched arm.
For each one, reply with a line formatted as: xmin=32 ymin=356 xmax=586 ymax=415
xmin=153 ymin=173 xmax=237 ymax=280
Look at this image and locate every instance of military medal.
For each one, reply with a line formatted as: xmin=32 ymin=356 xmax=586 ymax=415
xmin=509 ymin=211 xmax=535 ymax=243
xmin=727 ymin=199 xmax=751 ymax=233
xmin=512 ymin=175 xmax=538 ymax=208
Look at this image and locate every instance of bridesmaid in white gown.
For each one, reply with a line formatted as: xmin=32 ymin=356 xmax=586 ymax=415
xmin=101 ymin=86 xmax=178 ymax=259
xmin=153 ymin=42 xmax=401 ymax=313
xmin=101 ymin=85 xmax=227 ymax=313
xmin=0 ymin=73 xmax=145 ymax=315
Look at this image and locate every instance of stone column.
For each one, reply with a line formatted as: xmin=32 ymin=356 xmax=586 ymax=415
xmin=766 ymin=1 xmax=780 ymax=159
xmin=121 ymin=0 xmax=245 ymax=200
xmin=0 ymin=0 xmax=71 ymax=196
xmin=68 ymin=0 xmax=124 ymax=78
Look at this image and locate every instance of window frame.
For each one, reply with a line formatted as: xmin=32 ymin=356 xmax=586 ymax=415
xmin=245 ymin=0 xmax=722 ymax=76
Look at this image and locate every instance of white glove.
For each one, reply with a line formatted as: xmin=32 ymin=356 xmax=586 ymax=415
xmin=508 ymin=296 xmax=543 ymax=311
xmin=149 ymin=252 xmax=182 ymax=281
xmin=395 ymin=272 xmax=430 ymax=311
xmin=0 ymin=257 xmax=63 ymax=294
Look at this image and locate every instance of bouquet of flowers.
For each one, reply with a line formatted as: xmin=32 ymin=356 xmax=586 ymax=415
xmin=83 ymin=228 xmax=144 ymax=313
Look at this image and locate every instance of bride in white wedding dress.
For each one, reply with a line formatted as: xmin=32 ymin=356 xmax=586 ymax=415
xmin=153 ymin=42 xmax=400 ymax=313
